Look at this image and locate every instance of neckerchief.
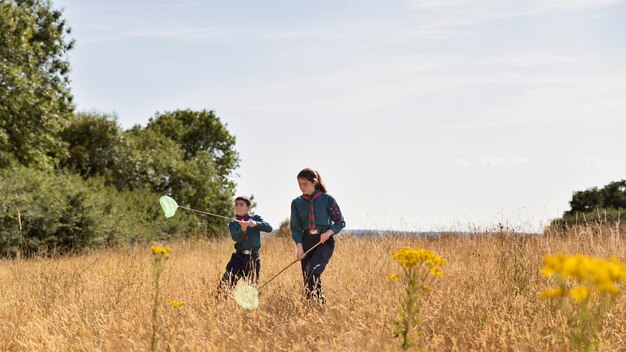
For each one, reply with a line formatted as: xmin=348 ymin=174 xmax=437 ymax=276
xmin=302 ymin=191 xmax=323 ymax=232
xmin=236 ymin=214 xmax=251 ymax=240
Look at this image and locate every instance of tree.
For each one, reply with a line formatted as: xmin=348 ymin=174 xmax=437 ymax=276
xmin=145 ymin=109 xmax=239 ymax=182
xmin=57 ymin=110 xmax=240 ymax=233
xmin=111 ymin=124 xmax=236 ymax=232
xmin=60 ymin=112 xmax=123 ymax=178
xmin=0 ymin=0 xmax=75 ymax=169
xmin=601 ymin=180 xmax=626 ymax=210
xmin=552 ymin=180 xmax=626 ymax=229
xmin=569 ymin=187 xmax=603 ymax=213
xmin=110 ymin=127 xmax=186 ymax=193
xmin=567 ymin=180 xmax=626 ymax=214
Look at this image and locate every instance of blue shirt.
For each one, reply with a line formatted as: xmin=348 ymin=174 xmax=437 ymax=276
xmin=290 ymin=190 xmax=346 ymax=244
xmin=228 ymin=214 xmax=273 ymax=251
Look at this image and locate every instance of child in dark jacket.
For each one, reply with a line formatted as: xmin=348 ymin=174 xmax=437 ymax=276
xmin=218 ymin=196 xmax=273 ymax=292
xmin=291 ymin=168 xmax=346 ymax=304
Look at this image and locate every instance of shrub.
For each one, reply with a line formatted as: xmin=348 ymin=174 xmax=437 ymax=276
xmin=0 ymin=166 xmax=210 ymax=256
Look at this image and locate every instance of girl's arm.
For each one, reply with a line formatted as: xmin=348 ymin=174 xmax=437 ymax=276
xmin=328 ymin=196 xmax=346 ymax=235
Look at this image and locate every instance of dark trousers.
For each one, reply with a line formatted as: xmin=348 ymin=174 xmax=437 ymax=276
xmin=301 ymin=236 xmax=334 ymax=303
xmin=219 ymin=252 xmax=260 ymax=290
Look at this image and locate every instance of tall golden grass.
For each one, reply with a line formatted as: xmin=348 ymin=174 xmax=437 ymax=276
xmin=1 ymin=225 xmax=625 ymax=351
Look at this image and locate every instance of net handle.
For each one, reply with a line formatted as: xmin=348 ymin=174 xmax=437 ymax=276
xmin=258 ymin=238 xmax=328 ymax=291
xmin=178 ymin=206 xmax=236 ymax=221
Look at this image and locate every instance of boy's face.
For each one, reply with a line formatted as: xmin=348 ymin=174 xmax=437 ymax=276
xmin=235 ymin=200 xmax=250 ymax=216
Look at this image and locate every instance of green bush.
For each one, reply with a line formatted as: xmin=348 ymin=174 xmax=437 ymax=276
xmin=0 ymin=167 xmax=100 ymax=256
xmin=0 ymin=167 xmax=212 ymax=257
xmin=275 ymin=218 xmax=291 ymax=238
xmin=549 ymin=207 xmax=624 ymax=231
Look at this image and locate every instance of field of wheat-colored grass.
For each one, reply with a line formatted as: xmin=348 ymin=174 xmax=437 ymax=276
xmin=1 ymin=226 xmax=626 ymax=351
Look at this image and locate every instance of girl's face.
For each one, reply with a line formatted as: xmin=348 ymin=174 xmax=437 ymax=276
xmin=234 ymin=200 xmax=250 ymax=216
xmin=298 ymin=178 xmax=316 ymax=196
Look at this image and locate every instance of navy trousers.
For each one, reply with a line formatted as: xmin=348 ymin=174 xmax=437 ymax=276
xmin=301 ymin=236 xmax=334 ymax=302
xmin=219 ymin=252 xmax=260 ymax=290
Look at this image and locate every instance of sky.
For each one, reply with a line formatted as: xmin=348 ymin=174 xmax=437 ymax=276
xmin=54 ymin=0 xmax=626 ymax=232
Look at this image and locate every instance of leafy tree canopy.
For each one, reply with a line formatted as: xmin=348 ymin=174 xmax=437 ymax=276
xmin=146 ymin=109 xmax=239 ymax=182
xmin=59 ymin=110 xmax=240 ymax=233
xmin=0 ymin=0 xmax=74 ymax=169
xmin=567 ymin=180 xmax=626 ymax=214
xmin=551 ymin=180 xmax=626 ymax=229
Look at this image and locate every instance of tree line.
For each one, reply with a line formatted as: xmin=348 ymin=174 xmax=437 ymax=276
xmin=0 ymin=1 xmax=240 ymax=256
xmin=553 ymin=180 xmax=626 ymax=229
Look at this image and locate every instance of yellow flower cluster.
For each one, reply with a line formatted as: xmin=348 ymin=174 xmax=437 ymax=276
xmin=166 ymin=299 xmax=186 ymax=308
xmin=541 ymin=253 xmax=626 ymax=301
xmin=388 ymin=274 xmax=399 ymax=281
xmin=392 ymin=247 xmax=445 ymax=272
xmin=151 ymin=245 xmax=172 ymax=257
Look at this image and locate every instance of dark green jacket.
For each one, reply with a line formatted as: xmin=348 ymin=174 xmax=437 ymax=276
xmin=228 ymin=214 xmax=273 ymax=252
xmin=290 ymin=190 xmax=346 ymax=244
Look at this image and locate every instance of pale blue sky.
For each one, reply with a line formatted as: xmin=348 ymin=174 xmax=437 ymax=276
xmin=55 ymin=0 xmax=626 ymax=232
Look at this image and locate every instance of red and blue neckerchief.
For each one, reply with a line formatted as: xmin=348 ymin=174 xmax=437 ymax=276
xmin=302 ymin=191 xmax=323 ymax=232
xmin=236 ymin=214 xmax=251 ymax=240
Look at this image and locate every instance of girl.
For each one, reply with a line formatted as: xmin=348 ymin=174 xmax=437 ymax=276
xmin=290 ymin=168 xmax=346 ymax=304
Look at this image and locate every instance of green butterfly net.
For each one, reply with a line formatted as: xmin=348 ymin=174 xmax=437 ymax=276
xmin=159 ymin=196 xmax=179 ymax=218
xmin=232 ymin=284 xmax=259 ymax=310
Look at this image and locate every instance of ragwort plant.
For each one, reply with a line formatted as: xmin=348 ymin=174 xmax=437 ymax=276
xmin=389 ymin=247 xmax=445 ymax=349
xmin=540 ymin=253 xmax=626 ymax=352
xmin=150 ymin=244 xmax=171 ymax=352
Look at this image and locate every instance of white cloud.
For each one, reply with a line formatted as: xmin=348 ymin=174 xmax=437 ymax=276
xmin=81 ymin=26 xmax=238 ymax=44
xmin=403 ymin=0 xmax=626 ymax=36
xmin=453 ymin=158 xmax=473 ymax=167
xmin=452 ymin=155 xmax=530 ymax=167
xmin=480 ymin=155 xmax=529 ymax=166
xmin=574 ymin=157 xmax=626 ymax=168
xmin=409 ymin=0 xmax=625 ymax=12
xmin=532 ymin=0 xmax=626 ymax=12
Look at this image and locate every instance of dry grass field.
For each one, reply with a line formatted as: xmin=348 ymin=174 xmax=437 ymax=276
xmin=1 ymin=226 xmax=626 ymax=351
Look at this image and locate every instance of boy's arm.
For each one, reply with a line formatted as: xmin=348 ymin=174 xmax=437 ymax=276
xmin=229 ymin=220 xmax=245 ymax=241
xmin=252 ymin=215 xmax=273 ymax=232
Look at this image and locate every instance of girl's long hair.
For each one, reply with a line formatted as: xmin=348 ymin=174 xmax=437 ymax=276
xmin=297 ymin=168 xmax=327 ymax=193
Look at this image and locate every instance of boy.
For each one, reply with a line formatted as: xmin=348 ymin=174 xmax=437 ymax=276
xmin=218 ymin=196 xmax=273 ymax=292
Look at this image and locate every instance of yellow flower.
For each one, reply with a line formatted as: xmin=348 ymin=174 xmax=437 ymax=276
xmin=166 ymin=299 xmax=186 ymax=308
xmin=421 ymin=285 xmax=431 ymax=293
xmin=540 ymin=287 xmax=566 ymax=299
xmin=388 ymin=274 xmax=399 ymax=281
xmin=429 ymin=267 xmax=444 ymax=276
xmin=570 ymin=286 xmax=589 ymax=303
xmin=541 ymin=253 xmax=626 ymax=298
xmin=596 ymin=281 xmax=620 ymax=296
xmin=392 ymin=247 xmax=445 ymax=270
xmin=151 ymin=245 xmax=172 ymax=257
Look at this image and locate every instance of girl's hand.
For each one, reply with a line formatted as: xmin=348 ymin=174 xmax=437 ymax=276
xmin=320 ymin=230 xmax=334 ymax=243
xmin=296 ymin=243 xmax=305 ymax=261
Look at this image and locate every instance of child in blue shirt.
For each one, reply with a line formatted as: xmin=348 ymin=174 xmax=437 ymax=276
xmin=290 ymin=168 xmax=345 ymax=304
xmin=218 ymin=196 xmax=273 ymax=292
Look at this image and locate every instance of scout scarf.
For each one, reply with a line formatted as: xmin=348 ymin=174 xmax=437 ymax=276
xmin=302 ymin=191 xmax=323 ymax=232
xmin=236 ymin=214 xmax=251 ymax=240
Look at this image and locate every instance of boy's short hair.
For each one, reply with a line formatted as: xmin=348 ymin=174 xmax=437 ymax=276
xmin=235 ymin=196 xmax=251 ymax=207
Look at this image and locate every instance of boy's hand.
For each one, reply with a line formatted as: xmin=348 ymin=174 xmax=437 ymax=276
xmin=247 ymin=220 xmax=257 ymax=227
xmin=238 ymin=220 xmax=248 ymax=232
